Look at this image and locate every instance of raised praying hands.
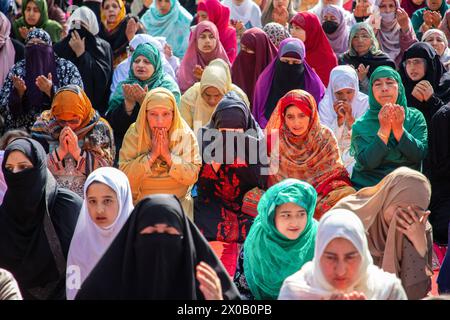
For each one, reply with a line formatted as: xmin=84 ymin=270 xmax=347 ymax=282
xmin=58 ymin=126 xmax=81 ymax=160
xmin=193 ymin=65 xmax=204 ymax=81
xmin=396 ymin=205 xmax=430 ymax=258
xmin=396 ymin=8 xmax=410 ymax=32
xmin=125 ymin=18 xmax=138 ymax=42
xmin=12 ymin=75 xmax=27 ymax=98
xmin=412 ymin=80 xmax=434 ymax=102
xmin=35 ymin=73 xmax=53 ymax=98
xmin=196 ymin=261 xmax=223 ymax=300
xmin=69 ymin=30 xmax=86 ymax=58
xmin=148 ymin=127 xmax=172 ymax=166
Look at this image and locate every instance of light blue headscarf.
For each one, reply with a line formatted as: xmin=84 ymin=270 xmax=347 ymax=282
xmin=141 ymin=0 xmax=193 ymax=58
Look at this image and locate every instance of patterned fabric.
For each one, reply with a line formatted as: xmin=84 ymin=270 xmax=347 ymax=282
xmin=241 ymin=187 xmax=265 ymax=217
xmin=262 ymin=22 xmax=290 ymax=48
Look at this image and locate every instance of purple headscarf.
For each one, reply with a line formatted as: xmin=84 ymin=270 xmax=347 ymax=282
xmin=252 ymin=38 xmax=325 ymax=128
xmin=322 ymin=5 xmax=350 ymax=55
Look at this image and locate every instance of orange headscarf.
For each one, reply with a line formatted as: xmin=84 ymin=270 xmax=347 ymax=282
xmin=101 ymin=0 xmax=126 ymax=32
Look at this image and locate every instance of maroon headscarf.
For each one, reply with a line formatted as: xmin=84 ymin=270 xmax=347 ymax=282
xmin=231 ymin=28 xmax=278 ymax=103
xmin=400 ymin=0 xmax=426 ymax=17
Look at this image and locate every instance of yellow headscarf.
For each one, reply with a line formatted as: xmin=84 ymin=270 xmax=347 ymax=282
xmin=101 ymin=0 xmax=126 ymax=32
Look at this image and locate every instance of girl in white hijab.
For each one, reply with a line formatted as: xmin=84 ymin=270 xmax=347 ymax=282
xmin=66 ymin=167 xmax=134 ymax=300
xmin=319 ymin=65 xmax=369 ymax=176
xmin=278 ymin=209 xmax=407 ymax=300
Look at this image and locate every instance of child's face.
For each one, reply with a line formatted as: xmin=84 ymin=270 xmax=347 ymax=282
xmin=87 ymin=182 xmax=120 ymax=228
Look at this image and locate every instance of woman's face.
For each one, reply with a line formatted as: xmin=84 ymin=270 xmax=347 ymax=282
xmin=197 ymin=31 xmax=217 ymax=53
xmin=290 ymin=24 xmax=306 ymax=42
xmin=201 ymin=86 xmax=223 ymax=107
xmin=4 ymin=150 xmax=34 ymax=173
xmin=240 ymin=43 xmax=255 ymax=54
xmin=323 ymin=12 xmax=338 ymax=22
xmin=426 ymin=0 xmax=442 ymax=11
xmin=280 ymin=56 xmax=302 ymax=64
xmin=146 ymin=107 xmax=174 ymax=131
xmin=156 ymin=0 xmax=171 ymax=15
xmin=24 ymin=1 xmax=41 ymax=26
xmin=274 ymin=0 xmax=289 ymax=8
xmin=320 ymin=237 xmax=362 ymax=291
xmin=334 ymin=88 xmax=355 ymax=104
xmin=378 ymin=0 xmax=396 ymax=13
xmin=424 ymin=34 xmax=446 ymax=56
xmin=284 ymin=105 xmax=310 ymax=136
xmin=405 ymin=57 xmax=426 ymax=82
xmin=411 ymin=0 xmax=424 ymax=5
xmin=351 ymin=29 xmax=372 ymax=56
xmin=56 ymin=114 xmax=82 ymax=131
xmin=132 ymin=55 xmax=155 ymax=81
xmin=103 ymin=0 xmax=121 ymax=24
xmin=87 ymin=182 xmax=120 ymax=228
xmin=274 ymin=202 xmax=308 ymax=240
xmin=197 ymin=10 xmax=209 ymax=22
xmin=372 ymin=77 xmax=399 ymax=106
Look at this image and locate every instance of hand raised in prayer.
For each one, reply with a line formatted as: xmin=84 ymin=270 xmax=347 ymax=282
xmin=389 ymin=104 xmax=405 ymax=141
xmin=64 ymin=127 xmax=82 ymax=161
xmin=159 ymin=128 xmax=172 ymax=166
xmin=378 ymin=104 xmax=392 ymax=134
xmin=193 ymin=65 xmax=204 ymax=81
xmin=196 ymin=261 xmax=223 ymax=300
xmin=272 ymin=6 xmax=289 ymax=26
xmin=330 ymin=292 xmax=367 ymax=300
xmin=123 ymin=83 xmax=137 ymax=110
xmin=423 ymin=10 xmax=434 ymax=27
xmin=414 ymin=80 xmax=434 ymax=102
xmin=431 ymin=11 xmax=442 ymax=27
xmin=357 ymin=64 xmax=370 ymax=82
xmin=12 ymin=76 xmax=27 ymax=98
xmin=35 ymin=73 xmax=53 ymax=97
xmin=126 ymin=18 xmax=138 ymax=42
xmin=69 ymin=30 xmax=86 ymax=58
xmin=58 ymin=126 xmax=72 ymax=159
xmin=148 ymin=127 xmax=161 ymax=165
xmin=396 ymin=8 xmax=410 ymax=32
xmin=19 ymin=26 xmax=29 ymax=40
xmin=334 ymin=100 xmax=347 ymax=127
xmin=130 ymin=83 xmax=148 ymax=105
xmin=411 ymin=84 xmax=425 ymax=102
xmin=396 ymin=205 xmax=430 ymax=258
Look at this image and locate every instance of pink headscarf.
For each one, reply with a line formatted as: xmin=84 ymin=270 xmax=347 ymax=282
xmin=0 ymin=12 xmax=15 ymax=88
xmin=197 ymin=0 xmax=237 ymax=63
xmin=177 ymin=21 xmax=230 ymax=92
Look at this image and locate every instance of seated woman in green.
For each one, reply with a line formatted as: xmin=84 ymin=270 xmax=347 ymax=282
xmin=350 ymin=66 xmax=427 ymax=190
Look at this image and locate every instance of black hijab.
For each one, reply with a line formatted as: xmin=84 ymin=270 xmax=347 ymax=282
xmin=0 ymin=138 xmax=67 ymax=299
xmin=200 ymin=90 xmax=267 ymax=166
xmin=264 ymin=56 xmax=306 ymax=121
xmin=75 ymin=194 xmax=241 ymax=300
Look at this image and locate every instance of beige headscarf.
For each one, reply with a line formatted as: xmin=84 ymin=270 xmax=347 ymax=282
xmin=180 ymin=58 xmax=249 ymax=134
xmin=332 ymin=167 xmax=432 ymax=288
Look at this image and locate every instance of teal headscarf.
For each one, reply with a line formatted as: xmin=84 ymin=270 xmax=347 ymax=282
xmin=412 ymin=0 xmax=449 ymax=37
xmin=108 ymin=43 xmax=181 ymax=113
xmin=243 ymin=179 xmax=318 ymax=300
xmin=348 ymin=22 xmax=383 ymax=57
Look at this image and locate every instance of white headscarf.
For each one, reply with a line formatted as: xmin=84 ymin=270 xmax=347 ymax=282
xmin=67 ymin=6 xmax=100 ymax=36
xmin=318 ymin=65 xmax=369 ymax=131
xmin=222 ymin=0 xmax=262 ymax=28
xmin=422 ymin=28 xmax=450 ymax=71
xmin=278 ymin=209 xmax=407 ymax=300
xmin=66 ymin=167 xmax=134 ymax=300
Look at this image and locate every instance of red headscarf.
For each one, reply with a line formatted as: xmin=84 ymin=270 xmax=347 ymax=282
xmin=290 ymin=12 xmax=337 ymax=86
xmin=231 ymin=28 xmax=278 ymax=103
xmin=198 ymin=0 xmax=237 ymax=63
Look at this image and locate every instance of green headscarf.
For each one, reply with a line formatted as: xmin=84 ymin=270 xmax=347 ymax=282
xmin=243 ymin=179 xmax=318 ymax=300
xmin=12 ymin=0 xmax=62 ymax=43
xmin=108 ymin=43 xmax=181 ymax=113
xmin=348 ymin=22 xmax=383 ymax=57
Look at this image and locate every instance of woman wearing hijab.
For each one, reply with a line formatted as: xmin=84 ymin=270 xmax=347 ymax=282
xmin=266 ymin=89 xmax=355 ymax=219
xmin=177 ymin=21 xmax=230 ymax=93
xmin=223 ymin=0 xmax=262 ymax=31
xmin=263 ymin=22 xmax=291 ymax=48
xmin=279 ymin=209 xmax=407 ymax=300
xmin=332 ymin=167 xmax=433 ymax=300
xmin=0 ymin=138 xmax=82 ymax=300
xmin=195 ymin=90 xmax=267 ymax=275
xmin=119 ymin=88 xmax=201 ymax=218
xmin=411 ymin=0 xmax=449 ymax=39
xmin=261 ymin=0 xmax=296 ymax=27
xmin=231 ymin=28 xmax=278 ymax=103
xmin=0 ymin=12 xmax=18 ymax=88
xmin=350 ymin=66 xmax=428 ymax=189
xmin=53 ymin=7 xmax=113 ymax=115
xmin=111 ymin=34 xmax=178 ymax=95
xmin=319 ymin=65 xmax=369 ymax=175
xmin=141 ymin=0 xmax=193 ymax=58
xmin=339 ymin=22 xmax=396 ymax=94
xmin=428 ymin=104 xmax=450 ymax=246
xmin=234 ymin=179 xmax=318 ymax=300
xmin=309 ymin=0 xmax=356 ymax=26
xmin=321 ymin=5 xmax=350 ymax=55
xmin=370 ymin=0 xmax=417 ymax=67
xmin=75 ymin=194 xmax=240 ymax=300
xmin=422 ymin=28 xmax=450 ymax=71
xmin=401 ymin=0 xmax=426 ymax=17
xmin=99 ymin=0 xmax=142 ymax=67
xmin=12 ymin=0 xmax=62 ymax=43
xmin=66 ymin=167 xmax=134 ymax=300
xmin=289 ymin=12 xmax=338 ymax=86
xmin=252 ymin=38 xmax=325 ymax=129
xmin=108 ymin=43 xmax=180 ymax=156
xmin=197 ymin=0 xmax=237 ymax=63
xmin=0 ymin=29 xmax=83 ymax=135
xmin=181 ymin=59 xmax=249 ymax=134
xmin=31 ymin=85 xmax=115 ymax=198
xmin=399 ymin=42 xmax=450 ymax=131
